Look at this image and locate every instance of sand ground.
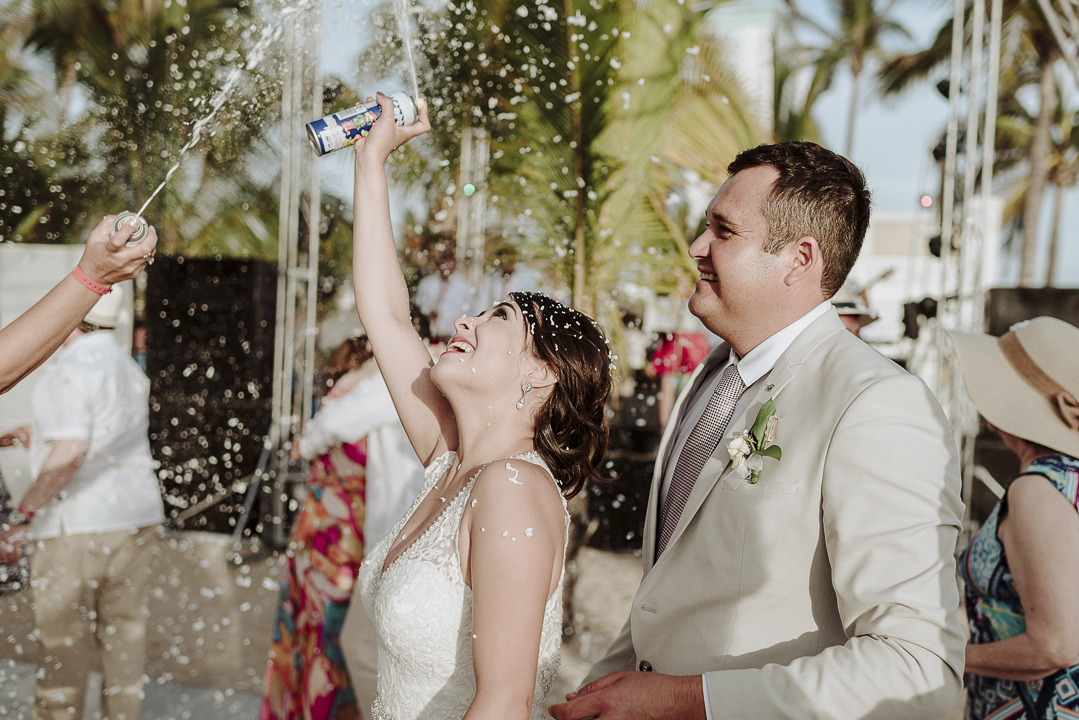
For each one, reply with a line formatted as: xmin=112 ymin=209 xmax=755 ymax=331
xmin=0 ymin=532 xmax=963 ymax=719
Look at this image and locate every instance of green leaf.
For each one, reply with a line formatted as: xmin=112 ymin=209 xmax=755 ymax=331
xmin=756 ymin=445 xmax=783 ymax=461
xmin=751 ymin=399 xmax=776 ymax=444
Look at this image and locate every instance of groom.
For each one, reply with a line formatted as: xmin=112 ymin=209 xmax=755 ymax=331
xmin=550 ymin=142 xmax=965 ymax=719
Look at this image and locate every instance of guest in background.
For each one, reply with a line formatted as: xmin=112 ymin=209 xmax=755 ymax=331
xmin=262 ymin=334 xmax=424 ymax=720
xmin=0 ymin=286 xmax=164 ymax=720
xmin=950 ymin=317 xmax=1079 ymax=720
xmin=831 ymin=281 xmax=878 ymax=338
xmin=644 ymin=288 xmax=711 ymax=428
xmin=414 ymin=256 xmax=477 ymax=342
xmin=0 ymin=428 xmax=31 ymax=594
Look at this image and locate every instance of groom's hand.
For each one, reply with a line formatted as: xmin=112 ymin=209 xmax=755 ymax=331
xmin=547 ymin=671 xmax=705 ymax=720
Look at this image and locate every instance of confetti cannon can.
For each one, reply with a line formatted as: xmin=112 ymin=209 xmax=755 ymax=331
xmin=111 ymin=211 xmax=148 ymax=246
xmin=306 ymin=92 xmax=421 ymax=156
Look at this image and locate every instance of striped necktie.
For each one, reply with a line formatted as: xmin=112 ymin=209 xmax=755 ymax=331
xmin=656 ymin=363 xmax=746 ymax=558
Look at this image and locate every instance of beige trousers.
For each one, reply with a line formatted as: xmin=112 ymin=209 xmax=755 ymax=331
xmin=28 ymin=525 xmax=158 ymax=720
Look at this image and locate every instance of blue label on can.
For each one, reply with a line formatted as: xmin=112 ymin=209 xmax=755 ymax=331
xmin=307 ymin=103 xmax=384 ymax=155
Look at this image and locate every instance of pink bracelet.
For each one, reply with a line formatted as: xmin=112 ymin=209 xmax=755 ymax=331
xmin=16 ymin=505 xmax=35 ymax=520
xmin=72 ymin=266 xmax=111 ymax=295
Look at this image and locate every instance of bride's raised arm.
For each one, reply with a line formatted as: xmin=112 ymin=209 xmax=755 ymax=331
xmin=352 ymin=93 xmax=455 ymax=463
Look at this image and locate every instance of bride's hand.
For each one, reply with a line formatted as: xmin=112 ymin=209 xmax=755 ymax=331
xmin=354 ymin=92 xmax=431 ymax=166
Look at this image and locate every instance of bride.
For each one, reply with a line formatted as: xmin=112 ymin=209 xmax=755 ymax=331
xmin=351 ymin=94 xmax=613 ymax=720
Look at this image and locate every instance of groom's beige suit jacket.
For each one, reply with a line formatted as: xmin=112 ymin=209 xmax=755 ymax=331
xmin=584 ymin=309 xmax=966 ymax=719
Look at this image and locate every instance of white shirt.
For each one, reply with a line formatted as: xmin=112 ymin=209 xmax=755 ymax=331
xmin=659 ymin=301 xmax=832 ymax=508
xmin=29 ymin=331 xmax=164 ymax=539
xmin=299 ymin=373 xmax=426 ymax=547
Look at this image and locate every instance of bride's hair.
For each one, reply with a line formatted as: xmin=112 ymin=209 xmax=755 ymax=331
xmin=509 ymin=292 xmax=612 ymax=498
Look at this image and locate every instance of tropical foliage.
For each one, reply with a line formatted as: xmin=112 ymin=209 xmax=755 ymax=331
xmin=0 ymin=0 xmax=356 ymax=282
xmin=878 ymin=0 xmax=1067 ymax=286
xmin=360 ymin=0 xmax=765 ymax=332
xmin=784 ymin=0 xmax=911 ymax=155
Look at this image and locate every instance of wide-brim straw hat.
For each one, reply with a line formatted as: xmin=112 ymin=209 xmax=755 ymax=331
xmin=831 ymin=282 xmax=878 ymax=328
xmin=947 ymin=316 xmax=1079 ymax=459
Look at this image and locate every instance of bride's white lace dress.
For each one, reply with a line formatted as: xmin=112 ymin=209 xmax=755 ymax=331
xmin=357 ymin=451 xmax=568 ymax=720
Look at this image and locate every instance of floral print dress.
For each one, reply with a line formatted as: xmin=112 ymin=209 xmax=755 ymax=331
xmin=261 ymin=437 xmax=368 ymax=720
xmin=960 ymin=454 xmax=1079 ymax=720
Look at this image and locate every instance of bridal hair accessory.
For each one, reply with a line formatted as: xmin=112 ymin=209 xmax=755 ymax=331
xmin=507 ymin=291 xmax=617 ymax=370
xmin=516 ymin=381 xmax=533 ymax=410
xmin=725 ymin=399 xmax=783 ymax=487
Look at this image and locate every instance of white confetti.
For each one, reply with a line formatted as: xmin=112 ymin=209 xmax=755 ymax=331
xmin=506 ymin=462 xmax=523 ymax=485
xmin=471 ymin=499 xmax=477 ymax=507
xmin=502 ymin=530 xmax=508 ymax=537
xmin=525 ymin=527 xmax=534 ymax=537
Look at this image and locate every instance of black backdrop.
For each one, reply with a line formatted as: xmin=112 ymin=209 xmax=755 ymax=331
xmin=145 ymin=256 xmax=276 ymax=534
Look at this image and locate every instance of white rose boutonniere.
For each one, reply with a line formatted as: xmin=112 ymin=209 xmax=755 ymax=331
xmin=725 ymin=399 xmax=783 ymax=485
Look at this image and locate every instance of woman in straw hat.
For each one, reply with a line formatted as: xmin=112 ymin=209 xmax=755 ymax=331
xmin=950 ymin=316 xmax=1079 ymax=720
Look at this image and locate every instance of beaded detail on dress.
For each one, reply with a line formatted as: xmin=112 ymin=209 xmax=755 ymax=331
xmin=357 ymin=451 xmax=567 ymax=720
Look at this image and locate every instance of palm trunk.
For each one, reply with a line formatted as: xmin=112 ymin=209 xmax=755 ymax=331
xmin=1019 ymin=56 xmax=1057 ymax=286
xmin=564 ymin=0 xmax=588 ymax=311
xmin=1045 ymin=181 xmax=1063 ymax=287
xmin=844 ymin=67 xmax=860 ymax=158
xmin=56 ymin=62 xmax=77 ymax=129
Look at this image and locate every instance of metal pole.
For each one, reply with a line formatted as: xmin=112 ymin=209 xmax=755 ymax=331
xmin=958 ymin=0 xmax=980 ymax=533
xmin=468 ymin=129 xmax=489 ymax=290
xmin=456 ymin=128 xmax=474 ymax=272
xmin=301 ymin=0 xmax=324 ymax=428
xmin=1058 ymin=0 xmax=1079 ymax=36
xmin=940 ymin=0 xmax=966 ymax=311
xmin=1035 ymin=0 xmax=1079 ymax=84
xmin=959 ymin=0 xmax=983 ymax=332
xmin=981 ymin=0 xmax=1002 ymax=322
xmin=270 ymin=18 xmax=295 ymax=469
xmin=272 ymin=14 xmax=307 ymax=549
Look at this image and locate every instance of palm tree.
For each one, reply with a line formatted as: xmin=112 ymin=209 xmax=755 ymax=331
xmin=878 ymin=0 xmax=1064 ymax=286
xmin=785 ymin=0 xmax=911 ymax=156
xmin=989 ymin=53 xmax=1078 ymax=288
xmin=772 ymin=14 xmax=844 ymax=143
xmin=12 ymin=0 xmax=287 ymax=254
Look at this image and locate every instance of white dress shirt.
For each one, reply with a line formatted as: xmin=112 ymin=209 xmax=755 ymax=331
xmin=299 ymin=373 xmax=425 ymax=547
xmin=29 ymin=331 xmax=164 ymax=540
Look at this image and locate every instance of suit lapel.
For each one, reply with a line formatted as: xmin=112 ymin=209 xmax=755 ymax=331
xmin=646 ymin=309 xmax=846 ymax=568
xmin=642 ymin=343 xmax=730 ymax=572
xmin=656 ymin=359 xmax=795 ymax=560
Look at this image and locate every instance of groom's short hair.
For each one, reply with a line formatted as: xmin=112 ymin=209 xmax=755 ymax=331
xmin=727 ymin=141 xmax=871 ymax=298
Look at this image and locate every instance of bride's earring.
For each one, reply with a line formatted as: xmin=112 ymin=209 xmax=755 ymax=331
xmin=516 ymin=381 xmax=533 ymax=410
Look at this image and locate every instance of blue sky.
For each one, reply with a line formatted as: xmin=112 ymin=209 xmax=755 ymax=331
xmin=320 ymin=0 xmax=1078 ymax=287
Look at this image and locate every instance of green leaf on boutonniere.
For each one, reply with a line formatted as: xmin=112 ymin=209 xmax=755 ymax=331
xmin=757 ymin=444 xmax=782 ymax=461
xmin=751 ymin=399 xmax=776 ymax=445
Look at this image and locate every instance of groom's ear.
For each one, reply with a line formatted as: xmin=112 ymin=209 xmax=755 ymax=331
xmin=781 ymin=235 xmax=822 ymax=288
